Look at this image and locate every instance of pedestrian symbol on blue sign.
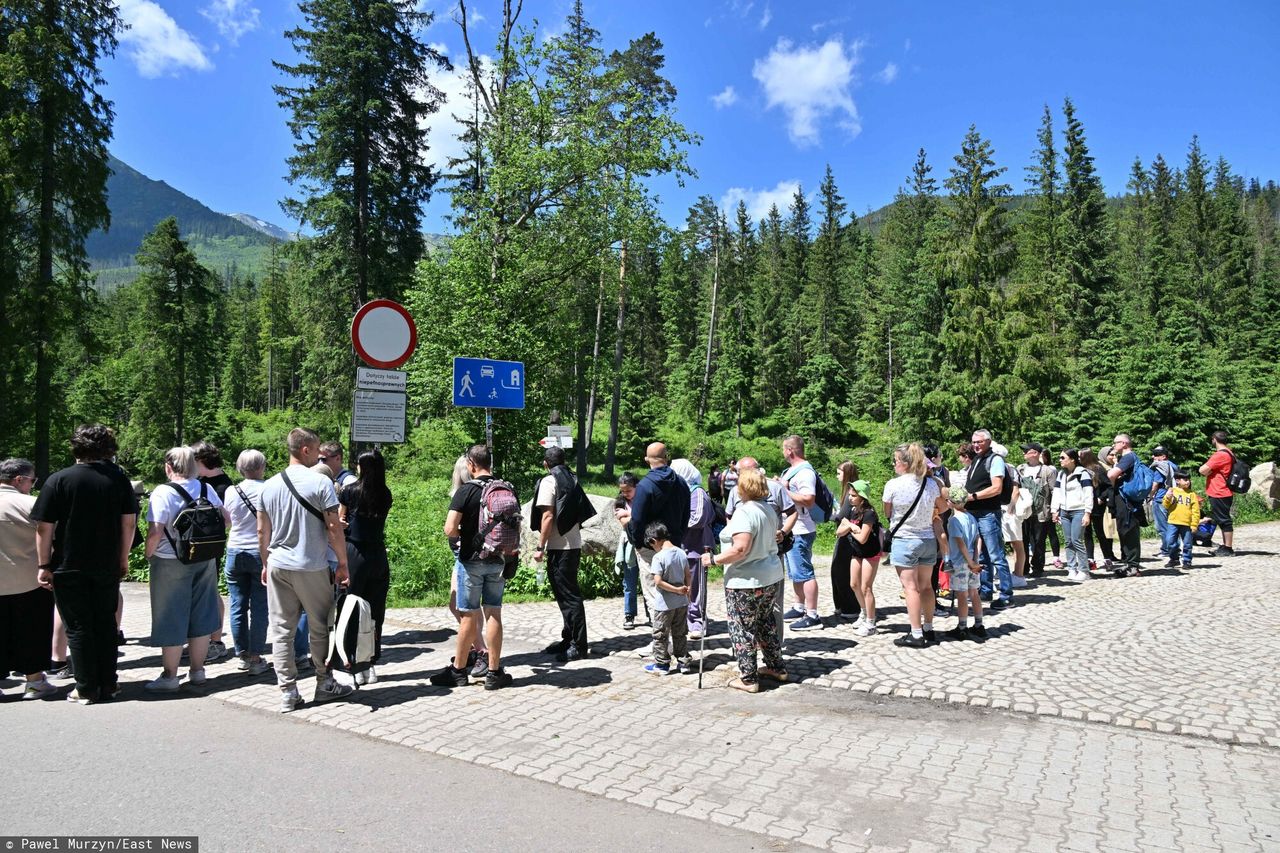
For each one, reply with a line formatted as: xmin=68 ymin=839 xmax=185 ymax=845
xmin=453 ymin=356 xmax=524 ymax=410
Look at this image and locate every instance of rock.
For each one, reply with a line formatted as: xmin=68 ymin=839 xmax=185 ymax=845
xmin=1249 ymin=462 xmax=1280 ymax=510
xmin=519 ymin=492 xmax=624 ymax=561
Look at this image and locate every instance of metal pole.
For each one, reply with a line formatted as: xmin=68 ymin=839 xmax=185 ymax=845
xmin=485 ymin=407 xmax=493 ymax=450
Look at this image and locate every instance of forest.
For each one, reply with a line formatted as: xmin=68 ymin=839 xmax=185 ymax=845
xmin=3 ymin=2 xmax=1279 ymax=601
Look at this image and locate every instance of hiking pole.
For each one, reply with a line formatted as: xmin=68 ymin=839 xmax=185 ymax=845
xmin=699 ymin=547 xmax=710 ymax=689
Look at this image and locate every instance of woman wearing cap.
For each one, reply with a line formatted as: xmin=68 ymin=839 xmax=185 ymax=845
xmin=829 ymin=462 xmax=862 ymax=620
xmin=839 ymin=476 xmax=883 ymax=637
xmin=882 ymin=443 xmax=948 ymax=647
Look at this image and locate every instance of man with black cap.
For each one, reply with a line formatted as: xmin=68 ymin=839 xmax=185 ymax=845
xmin=531 ymin=446 xmax=597 ymax=661
xmin=1016 ymin=442 xmax=1056 ymax=577
xmin=1149 ymin=446 xmax=1179 ymax=558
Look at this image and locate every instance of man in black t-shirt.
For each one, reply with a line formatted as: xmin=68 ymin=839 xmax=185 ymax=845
xmin=31 ymin=425 xmax=139 ymax=704
xmin=430 ymin=444 xmax=513 ymax=690
xmin=1106 ymin=433 xmax=1145 ymax=577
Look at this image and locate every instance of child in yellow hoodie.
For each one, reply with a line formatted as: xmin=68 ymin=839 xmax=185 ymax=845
xmin=1162 ymin=470 xmax=1201 ymax=569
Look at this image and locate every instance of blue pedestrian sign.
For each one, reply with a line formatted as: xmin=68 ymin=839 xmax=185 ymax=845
xmin=453 ymin=356 xmax=525 ymax=410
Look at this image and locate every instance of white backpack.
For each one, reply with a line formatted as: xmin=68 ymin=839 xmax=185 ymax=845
xmin=327 ymin=592 xmax=375 ymax=675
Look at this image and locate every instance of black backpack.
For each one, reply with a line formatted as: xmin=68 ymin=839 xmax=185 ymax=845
xmin=969 ymin=454 xmax=1017 ymax=505
xmin=1225 ymin=450 xmax=1251 ymax=494
xmin=162 ymin=481 xmax=227 ymax=564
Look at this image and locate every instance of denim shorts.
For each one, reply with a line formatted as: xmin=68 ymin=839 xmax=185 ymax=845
xmin=890 ymin=536 xmax=938 ymax=569
xmin=148 ymin=556 xmax=222 ymax=646
xmin=945 ymin=562 xmax=980 ymax=590
xmin=785 ymin=532 xmax=816 ymax=582
xmin=455 ymin=558 xmax=505 ymax=611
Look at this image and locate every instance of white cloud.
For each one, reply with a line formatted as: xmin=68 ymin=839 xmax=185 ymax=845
xmin=417 ymin=43 xmax=487 ymax=175
xmin=720 ymin=179 xmax=801 ymax=223
xmin=118 ymin=0 xmax=213 ymax=77
xmin=752 ymin=37 xmax=862 ymax=145
xmin=200 ymin=0 xmax=260 ymax=44
xmin=874 ymin=62 xmax=898 ymax=84
xmin=759 ymin=4 xmax=772 ymax=29
xmin=711 ymin=85 xmax=738 ymax=109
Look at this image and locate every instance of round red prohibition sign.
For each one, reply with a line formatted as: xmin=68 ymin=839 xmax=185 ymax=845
xmin=351 ymin=299 xmax=418 ymax=368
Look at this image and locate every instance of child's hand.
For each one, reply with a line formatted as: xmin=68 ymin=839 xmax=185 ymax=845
xmin=967 ymin=559 xmax=980 ymax=572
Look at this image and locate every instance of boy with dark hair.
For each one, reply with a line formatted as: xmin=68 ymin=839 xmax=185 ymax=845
xmin=1162 ymin=471 xmax=1201 ymax=570
xmin=642 ymin=521 xmax=692 ymax=676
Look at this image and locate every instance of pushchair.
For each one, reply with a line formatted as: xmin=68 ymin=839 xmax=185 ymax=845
xmin=1192 ymin=519 xmax=1217 ymax=548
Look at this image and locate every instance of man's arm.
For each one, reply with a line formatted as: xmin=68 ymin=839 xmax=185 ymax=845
xmin=534 ymin=503 xmax=554 ymax=563
xmin=444 ymin=509 xmax=463 ymax=538
xmin=325 ymin=508 xmax=348 ymax=585
xmin=257 ymin=511 xmax=272 ymax=586
xmin=969 ymin=474 xmax=1003 ymax=502
xmin=119 ymin=514 xmax=136 ymax=578
xmin=36 ymin=521 xmax=55 ymax=588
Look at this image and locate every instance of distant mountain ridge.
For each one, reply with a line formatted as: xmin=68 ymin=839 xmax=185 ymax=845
xmin=229 ymin=212 xmax=297 ymax=242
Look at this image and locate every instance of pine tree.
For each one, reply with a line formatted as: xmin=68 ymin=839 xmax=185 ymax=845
xmin=0 ymin=0 xmax=120 ymax=475
xmin=1059 ymin=97 xmax=1112 ymax=334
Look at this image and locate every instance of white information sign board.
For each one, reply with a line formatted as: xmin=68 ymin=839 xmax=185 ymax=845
xmin=357 ymin=367 xmax=408 ymax=392
xmin=352 ymin=390 xmax=407 ymax=443
xmin=547 ymin=425 xmax=572 ymax=439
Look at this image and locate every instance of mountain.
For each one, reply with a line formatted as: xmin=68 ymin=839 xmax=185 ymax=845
xmin=229 ymin=213 xmax=296 ymax=242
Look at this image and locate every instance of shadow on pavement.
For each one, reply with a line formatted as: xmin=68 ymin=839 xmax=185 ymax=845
xmin=514 ymin=665 xmax=613 ymax=689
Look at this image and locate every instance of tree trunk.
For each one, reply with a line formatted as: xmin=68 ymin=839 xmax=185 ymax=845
xmin=583 ymin=262 xmax=606 ymax=464
xmin=603 ymin=239 xmax=628 ymax=481
xmin=697 ymin=241 xmax=720 ymax=421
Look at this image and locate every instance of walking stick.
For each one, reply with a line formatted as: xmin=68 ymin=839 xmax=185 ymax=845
xmin=699 ymin=547 xmax=710 ymax=689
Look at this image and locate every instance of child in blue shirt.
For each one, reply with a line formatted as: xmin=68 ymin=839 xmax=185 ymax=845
xmin=943 ymin=486 xmax=986 ymax=640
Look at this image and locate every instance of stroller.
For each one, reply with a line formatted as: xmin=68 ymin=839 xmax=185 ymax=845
xmin=1193 ymin=518 xmax=1217 ymax=548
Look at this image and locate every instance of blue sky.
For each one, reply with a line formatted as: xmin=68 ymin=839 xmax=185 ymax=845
xmin=103 ymin=0 xmax=1280 ymax=235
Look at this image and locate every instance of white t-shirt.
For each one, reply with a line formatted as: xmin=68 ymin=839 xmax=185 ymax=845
xmin=782 ymin=462 xmax=817 ymax=535
xmin=534 ymin=474 xmax=582 ymax=550
xmin=147 ymin=479 xmax=226 ymax=560
xmin=259 ymin=465 xmax=338 ymax=571
xmin=881 ymin=474 xmax=939 ymax=540
xmin=223 ymin=479 xmax=265 ymax=551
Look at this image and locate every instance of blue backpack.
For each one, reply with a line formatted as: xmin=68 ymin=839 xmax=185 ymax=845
xmin=1119 ymin=458 xmax=1156 ymax=505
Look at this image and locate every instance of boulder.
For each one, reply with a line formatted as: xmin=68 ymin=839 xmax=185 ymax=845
xmin=1249 ymin=461 xmax=1280 ymax=510
xmin=519 ymin=492 xmax=624 ymax=561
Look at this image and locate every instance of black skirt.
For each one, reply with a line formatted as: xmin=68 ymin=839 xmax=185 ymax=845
xmin=0 ymin=586 xmax=55 ymax=675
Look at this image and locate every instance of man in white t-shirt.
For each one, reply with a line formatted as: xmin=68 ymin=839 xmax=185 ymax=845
xmin=531 ymin=446 xmax=596 ymax=661
xmin=778 ymin=435 xmax=821 ymax=631
xmin=258 ymin=427 xmax=353 ymax=712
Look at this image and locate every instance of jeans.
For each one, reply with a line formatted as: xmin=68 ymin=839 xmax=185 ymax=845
xmin=785 ymin=532 xmax=817 ymax=581
xmin=1151 ymin=497 xmax=1173 ymax=554
xmin=1171 ymin=525 xmax=1194 ymax=565
xmin=1059 ymin=509 xmax=1087 ymax=574
xmin=225 ymin=548 xmax=268 ymax=656
xmin=974 ymin=512 xmax=1012 ymax=600
xmin=621 ymin=557 xmax=639 ymax=619
xmin=52 ymin=569 xmax=121 ymax=700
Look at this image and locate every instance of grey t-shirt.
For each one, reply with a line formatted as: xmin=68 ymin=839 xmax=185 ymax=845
xmin=646 ymin=546 xmax=688 ymax=612
xmin=259 ymin=464 xmax=338 ymax=571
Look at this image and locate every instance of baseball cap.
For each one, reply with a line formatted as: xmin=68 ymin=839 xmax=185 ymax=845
xmin=1020 ymin=442 xmax=1045 ymax=453
xmin=1152 ymin=445 xmax=1169 ymax=457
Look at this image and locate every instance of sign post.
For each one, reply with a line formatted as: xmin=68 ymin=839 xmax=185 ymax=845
xmin=351 ymin=300 xmax=416 ymax=448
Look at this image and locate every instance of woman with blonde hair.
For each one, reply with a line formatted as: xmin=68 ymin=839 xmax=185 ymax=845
xmin=882 ymin=443 xmax=948 ymax=648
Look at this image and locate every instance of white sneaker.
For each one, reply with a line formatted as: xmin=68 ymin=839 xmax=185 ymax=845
xmin=364 ymin=665 xmax=378 ymax=685
xmin=635 ymin=642 xmax=653 ymax=658
xmin=688 ymin=630 xmax=704 ymax=641
xmin=248 ymin=659 xmax=271 ymax=676
xmin=23 ymin=678 xmax=58 ymax=700
xmin=1010 ymin=575 xmax=1028 ymax=589
xmin=853 ymin=620 xmax=877 ymax=637
xmin=313 ymin=677 xmax=354 ymax=704
xmin=188 ymin=668 xmax=207 ymax=685
xmin=145 ymin=673 xmax=181 ymax=692
xmin=280 ymin=688 xmax=303 ymax=713
xmin=235 ymin=655 xmax=250 ymax=672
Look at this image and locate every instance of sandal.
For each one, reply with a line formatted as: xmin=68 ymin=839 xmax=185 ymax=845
xmin=758 ymin=667 xmax=789 ymax=683
xmin=726 ymin=677 xmax=760 ymax=693
xmin=1053 ymin=558 xmax=1064 ymax=570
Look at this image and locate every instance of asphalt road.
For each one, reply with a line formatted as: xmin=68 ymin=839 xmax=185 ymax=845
xmin=4 ymin=682 xmax=807 ymax=852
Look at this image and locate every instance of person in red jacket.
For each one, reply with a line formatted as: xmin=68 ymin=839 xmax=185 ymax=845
xmin=1198 ymin=430 xmax=1236 ymax=557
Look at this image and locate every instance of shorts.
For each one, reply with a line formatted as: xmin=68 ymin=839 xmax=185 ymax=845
xmin=890 ymin=536 xmax=938 ymax=569
xmin=1208 ymin=495 xmax=1234 ymax=532
xmin=148 ymin=556 xmax=222 ymax=646
xmin=785 ymin=532 xmax=816 ymax=582
xmin=945 ymin=562 xmax=980 ymax=591
xmin=1001 ymin=512 xmax=1023 ymax=542
xmin=455 ymin=558 xmax=505 ymax=611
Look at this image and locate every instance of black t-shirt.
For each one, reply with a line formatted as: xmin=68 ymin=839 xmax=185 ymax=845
xmin=340 ymin=483 xmax=391 ymax=544
xmin=448 ymin=477 xmax=490 ymax=562
xmin=848 ymin=506 xmax=881 ymax=558
xmin=200 ymin=471 xmax=234 ymax=502
xmin=30 ymin=461 xmax=139 ymax=572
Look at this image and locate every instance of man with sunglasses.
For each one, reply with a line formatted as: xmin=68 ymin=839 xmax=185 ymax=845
xmin=319 ymin=442 xmax=357 ymax=489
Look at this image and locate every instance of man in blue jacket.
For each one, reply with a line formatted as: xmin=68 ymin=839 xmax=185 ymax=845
xmin=627 ymin=443 xmax=691 ymax=626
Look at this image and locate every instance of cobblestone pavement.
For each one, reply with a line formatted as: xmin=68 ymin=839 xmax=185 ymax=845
xmin=91 ymin=523 xmax=1280 ymax=852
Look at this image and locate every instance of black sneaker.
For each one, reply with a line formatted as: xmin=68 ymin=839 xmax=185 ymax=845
xmin=1164 ymin=557 xmax=1179 ymax=569
xmin=893 ymin=634 xmax=928 ymax=649
xmin=555 ymin=644 xmax=582 ymax=663
xmin=541 ymin=641 xmax=569 ymax=655
xmin=970 ymin=624 xmax=988 ymax=639
xmin=989 ymin=597 xmax=1009 ymax=609
xmin=945 ymin=626 xmax=969 ymax=642
xmin=1213 ymin=545 xmax=1235 ymax=557
xmin=484 ymin=667 xmax=513 ymax=690
xmin=623 ymin=615 xmax=636 ymax=630
xmin=429 ymin=665 xmax=470 ymax=687
xmin=470 ymin=650 xmax=490 ymax=680
xmin=923 ymin=629 xmax=938 ymax=644
xmin=451 ymin=649 xmax=479 ymax=670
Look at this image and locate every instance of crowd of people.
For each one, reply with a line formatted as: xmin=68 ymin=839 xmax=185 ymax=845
xmin=0 ymin=422 xmax=1246 ymax=705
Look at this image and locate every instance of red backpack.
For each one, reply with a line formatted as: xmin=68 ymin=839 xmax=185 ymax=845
xmin=473 ymin=478 xmax=522 ymax=561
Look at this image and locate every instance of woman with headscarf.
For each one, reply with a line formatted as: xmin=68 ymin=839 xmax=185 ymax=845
xmin=671 ymin=458 xmax=714 ymax=641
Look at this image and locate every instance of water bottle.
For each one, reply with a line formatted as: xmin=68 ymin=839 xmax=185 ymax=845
xmin=536 ymin=564 xmax=546 ymax=586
